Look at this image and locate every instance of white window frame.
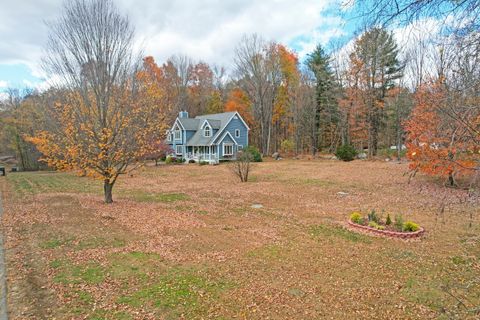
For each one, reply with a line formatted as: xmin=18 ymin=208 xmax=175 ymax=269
xmin=174 ymin=129 xmax=181 ymax=140
xmin=223 ymin=143 xmax=233 ymax=156
xmin=167 ymin=131 xmax=172 ymax=142
xmin=176 ymin=145 xmax=183 ymax=155
xmin=204 ymin=126 xmax=211 ymax=137
xmin=235 ymin=129 xmax=240 ymax=138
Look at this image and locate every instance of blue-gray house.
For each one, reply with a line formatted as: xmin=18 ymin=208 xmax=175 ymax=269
xmin=166 ymin=111 xmax=250 ymax=163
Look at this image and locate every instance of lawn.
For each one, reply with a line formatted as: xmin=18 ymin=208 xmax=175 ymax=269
xmin=0 ymin=160 xmax=479 ymax=319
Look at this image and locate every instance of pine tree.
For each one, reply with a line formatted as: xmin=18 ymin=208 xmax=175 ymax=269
xmin=306 ymin=44 xmax=338 ymax=154
xmin=350 ymin=28 xmax=403 ymax=157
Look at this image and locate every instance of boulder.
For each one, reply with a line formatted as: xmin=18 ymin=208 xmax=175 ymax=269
xmin=357 ymin=152 xmax=367 ymax=160
xmin=272 ymin=152 xmax=281 ymax=160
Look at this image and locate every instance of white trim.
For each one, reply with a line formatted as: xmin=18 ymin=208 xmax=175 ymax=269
xmin=223 ymin=143 xmax=233 ymax=156
xmin=200 ymin=119 xmax=211 ymax=129
xmin=203 ymin=124 xmax=212 ymax=137
xmin=173 ymin=118 xmax=185 ymax=131
xmin=235 ymin=129 xmax=240 ymax=138
xmin=233 ymin=112 xmax=250 ymax=130
xmin=176 ymin=145 xmax=183 ymax=155
xmin=209 ymin=112 xmax=250 ymax=144
xmin=212 ymin=131 xmax=238 ymax=146
xmin=174 ymin=128 xmax=182 ymax=140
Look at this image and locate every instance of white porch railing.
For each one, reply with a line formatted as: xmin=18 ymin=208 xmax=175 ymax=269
xmin=185 ymin=152 xmax=219 ymax=164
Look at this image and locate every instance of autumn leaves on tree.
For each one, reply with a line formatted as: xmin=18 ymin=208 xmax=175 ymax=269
xmin=28 ymin=0 xmax=170 ymax=203
xmin=4 ymin=0 xmax=477 ymax=203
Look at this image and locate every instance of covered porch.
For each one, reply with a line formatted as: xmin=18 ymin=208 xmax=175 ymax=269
xmin=185 ymin=145 xmax=219 ymax=164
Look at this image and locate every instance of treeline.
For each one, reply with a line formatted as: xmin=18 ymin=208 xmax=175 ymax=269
xmin=0 ymin=0 xmax=478 ymax=188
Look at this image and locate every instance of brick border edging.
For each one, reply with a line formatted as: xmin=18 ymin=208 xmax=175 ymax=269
xmin=347 ymin=220 xmax=425 ymax=239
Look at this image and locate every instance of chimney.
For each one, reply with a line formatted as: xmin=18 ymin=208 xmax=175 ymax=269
xmin=179 ymin=111 xmax=189 ymax=118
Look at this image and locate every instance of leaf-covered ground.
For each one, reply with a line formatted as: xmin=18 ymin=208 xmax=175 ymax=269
xmin=1 ymin=160 xmax=479 ymax=319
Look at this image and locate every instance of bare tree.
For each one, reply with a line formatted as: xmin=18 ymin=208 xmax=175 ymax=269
xmin=38 ymin=0 xmax=166 ymax=203
xmin=168 ymin=54 xmax=194 ymax=113
xmin=234 ymin=34 xmax=281 ymax=155
xmin=229 ymin=150 xmax=253 ymax=182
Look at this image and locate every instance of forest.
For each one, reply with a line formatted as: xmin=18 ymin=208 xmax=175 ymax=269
xmin=0 ymin=0 xmax=478 ymax=189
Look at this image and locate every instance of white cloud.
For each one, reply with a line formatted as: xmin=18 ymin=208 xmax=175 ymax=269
xmin=1 ymin=0 xmax=346 ymax=83
xmin=0 ymin=80 xmax=8 ymax=88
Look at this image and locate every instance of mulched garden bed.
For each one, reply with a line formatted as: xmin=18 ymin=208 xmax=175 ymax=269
xmin=347 ymin=220 xmax=425 ymax=239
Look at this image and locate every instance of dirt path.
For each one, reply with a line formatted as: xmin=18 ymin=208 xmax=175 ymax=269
xmin=0 ymin=188 xmax=7 ymax=320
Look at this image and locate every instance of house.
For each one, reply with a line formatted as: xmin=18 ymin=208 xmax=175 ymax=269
xmin=166 ymin=111 xmax=250 ymax=164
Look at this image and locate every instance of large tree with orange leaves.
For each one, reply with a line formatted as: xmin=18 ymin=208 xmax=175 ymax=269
xmin=29 ymin=0 xmax=169 ymax=203
xmin=405 ymin=79 xmax=479 ymax=186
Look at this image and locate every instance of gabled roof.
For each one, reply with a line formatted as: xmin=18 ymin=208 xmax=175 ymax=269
xmin=170 ymin=111 xmax=248 ymax=146
xmin=177 ymin=118 xmax=200 ymax=130
xmin=200 ymin=119 xmax=221 ymax=130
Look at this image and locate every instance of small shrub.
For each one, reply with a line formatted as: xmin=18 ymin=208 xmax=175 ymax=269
xmin=394 ymin=214 xmax=404 ymax=231
xmin=188 ymin=159 xmax=195 ymax=164
xmin=230 ymin=151 xmax=253 ymax=182
xmin=368 ymin=221 xmax=385 ymax=230
xmin=335 ymin=144 xmax=357 ymax=161
xmin=245 ymin=146 xmax=262 ymax=162
xmin=199 ymin=161 xmax=208 ymax=166
xmin=385 ymin=214 xmax=392 ymax=225
xmin=280 ymin=139 xmax=294 ymax=154
xmin=367 ymin=209 xmax=380 ymax=223
xmin=165 ymin=156 xmax=175 ymax=164
xmin=403 ymin=221 xmax=420 ymax=232
xmin=350 ymin=212 xmax=363 ymax=224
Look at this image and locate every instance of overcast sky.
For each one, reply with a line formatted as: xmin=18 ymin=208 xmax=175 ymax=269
xmin=0 ymin=0 xmax=360 ymax=91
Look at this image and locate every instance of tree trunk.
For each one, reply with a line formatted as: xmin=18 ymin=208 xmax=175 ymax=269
xmin=104 ymin=180 xmax=114 ymax=204
xmin=447 ymin=172 xmax=456 ymax=187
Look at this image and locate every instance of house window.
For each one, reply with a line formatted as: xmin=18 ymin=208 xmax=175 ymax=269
xmin=223 ymin=143 xmax=233 ymax=156
xmin=204 ymin=126 xmax=211 ymax=137
xmin=174 ymin=130 xmax=181 ymax=140
xmin=176 ymin=145 xmax=183 ymax=155
xmin=235 ymin=129 xmax=240 ymax=138
xmin=167 ymin=131 xmax=172 ymax=142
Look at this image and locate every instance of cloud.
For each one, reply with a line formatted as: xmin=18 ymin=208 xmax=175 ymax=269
xmin=0 ymin=80 xmax=8 ymax=88
xmin=1 ymin=0 xmax=346 ymax=87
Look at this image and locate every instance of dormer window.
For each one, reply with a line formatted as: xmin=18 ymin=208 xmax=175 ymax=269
xmin=204 ymin=126 xmax=211 ymax=137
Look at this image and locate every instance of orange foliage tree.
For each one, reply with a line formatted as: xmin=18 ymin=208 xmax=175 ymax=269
xmin=225 ymin=88 xmax=253 ymax=126
xmin=272 ymin=44 xmax=299 ymax=152
xmin=404 ymin=80 xmax=479 ymax=186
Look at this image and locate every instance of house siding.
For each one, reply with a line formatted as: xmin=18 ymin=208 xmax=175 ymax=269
xmin=218 ymin=134 xmax=237 ymax=158
xmin=167 ymin=112 xmax=249 ymax=162
xmin=214 ymin=115 xmax=248 ymax=147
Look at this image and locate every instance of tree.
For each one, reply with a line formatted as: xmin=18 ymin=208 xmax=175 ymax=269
xmin=31 ymin=0 xmax=168 ymax=203
xmin=234 ymin=34 xmax=280 ymax=155
xmin=229 ymin=150 xmax=253 ymax=182
xmin=405 ymin=80 xmax=478 ymax=186
xmin=205 ymin=90 xmax=224 ymax=114
xmin=351 ymin=0 xmax=479 ymax=36
xmin=306 ymin=44 xmax=338 ymax=154
xmin=224 ymin=88 xmax=253 ymax=126
xmin=349 ymin=27 xmax=404 ymax=157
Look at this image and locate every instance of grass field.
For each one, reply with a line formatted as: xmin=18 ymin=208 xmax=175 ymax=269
xmin=0 ymin=160 xmax=479 ymax=319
